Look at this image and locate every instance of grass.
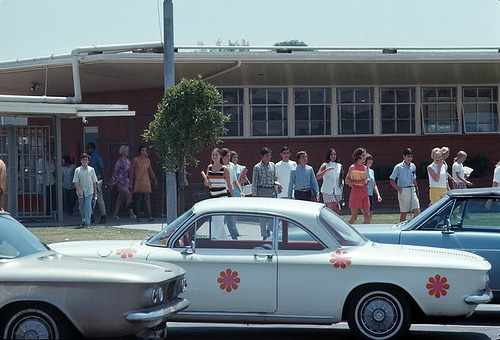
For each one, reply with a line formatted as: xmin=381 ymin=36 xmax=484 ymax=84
xmin=29 ymin=226 xmax=154 ymax=245
xmin=29 ymin=213 xmax=403 ymax=244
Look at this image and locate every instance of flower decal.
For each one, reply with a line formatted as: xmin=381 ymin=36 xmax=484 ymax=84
xmin=426 ymin=274 xmax=450 ymax=298
xmin=115 ymin=248 xmax=137 ymax=259
xmin=217 ymin=269 xmax=241 ymax=292
xmin=330 ymin=250 xmax=351 ymax=269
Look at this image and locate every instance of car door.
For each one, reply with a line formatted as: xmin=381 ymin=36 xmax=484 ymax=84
xmin=449 ymin=198 xmax=500 ymax=295
xmin=147 ymin=213 xmax=277 ymax=313
xmin=399 ymin=200 xmax=463 ymax=249
xmin=275 ymin=218 xmax=337 ymax=318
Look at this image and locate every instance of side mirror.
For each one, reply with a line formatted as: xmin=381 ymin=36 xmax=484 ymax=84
xmin=181 ymin=240 xmax=195 ymax=255
xmin=442 ymin=218 xmax=454 ymax=234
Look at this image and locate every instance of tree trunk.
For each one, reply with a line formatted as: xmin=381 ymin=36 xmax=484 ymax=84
xmin=177 ymin=154 xmax=188 ymax=215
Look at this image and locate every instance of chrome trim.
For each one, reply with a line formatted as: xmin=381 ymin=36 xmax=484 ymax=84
xmin=177 ymin=311 xmax=335 ymax=321
xmin=464 ymin=288 xmax=493 ymax=304
xmin=126 ymin=298 xmax=189 ymax=322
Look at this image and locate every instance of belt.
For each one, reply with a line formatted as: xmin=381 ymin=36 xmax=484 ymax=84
xmin=258 ymin=185 xmax=274 ymax=189
xmin=400 ymin=186 xmax=414 ymax=188
xmin=295 ymin=189 xmax=311 ymax=192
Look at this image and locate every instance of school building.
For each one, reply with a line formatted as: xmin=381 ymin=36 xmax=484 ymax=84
xmin=0 ymin=44 xmax=499 ymax=220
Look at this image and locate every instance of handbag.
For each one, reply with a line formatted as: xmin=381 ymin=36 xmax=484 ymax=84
xmin=241 ymin=178 xmax=253 ymax=196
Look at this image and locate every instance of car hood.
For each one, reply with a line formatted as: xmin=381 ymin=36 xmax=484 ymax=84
xmin=354 ymin=223 xmax=403 ymax=243
xmin=351 ymin=242 xmax=491 ymax=271
xmin=5 ymin=248 xmax=184 ymax=283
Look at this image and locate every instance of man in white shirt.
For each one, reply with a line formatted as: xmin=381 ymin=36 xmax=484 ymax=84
xmin=493 ymin=162 xmax=500 ymax=187
xmin=275 ymin=146 xmax=297 ymax=198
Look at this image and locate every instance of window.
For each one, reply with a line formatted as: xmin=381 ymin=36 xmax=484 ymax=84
xmin=250 ymin=89 xmax=288 ymax=136
xmin=380 ymin=88 xmax=416 ymax=134
xmin=175 ymin=214 xmax=274 ymax=249
xmin=418 ymin=201 xmax=454 ymax=230
xmin=462 ymin=87 xmax=499 ymax=133
xmin=421 ymin=87 xmax=458 ymax=133
xmin=452 ymin=199 xmax=500 ymax=230
xmin=215 ymin=89 xmax=244 ymax=137
xmin=278 ymin=219 xmax=324 ymax=250
xmin=294 ymin=88 xmax=331 ymax=135
xmin=337 ymin=88 xmax=374 ymax=135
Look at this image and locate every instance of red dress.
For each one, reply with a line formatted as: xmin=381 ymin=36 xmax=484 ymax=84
xmin=349 ymin=163 xmax=370 ymax=209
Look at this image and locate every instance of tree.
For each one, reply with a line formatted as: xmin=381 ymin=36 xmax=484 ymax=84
xmin=274 ymin=40 xmax=308 ymax=46
xmin=143 ymin=76 xmax=229 ymax=211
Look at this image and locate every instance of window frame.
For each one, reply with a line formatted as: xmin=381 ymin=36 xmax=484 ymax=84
xmin=337 ymin=87 xmax=374 ymax=135
xmin=215 ymin=88 xmax=244 ymax=137
xmin=379 ymin=87 xmax=416 ymax=135
xmin=250 ymin=88 xmax=288 ymax=137
xmin=294 ymin=88 xmax=332 ymax=136
xmin=420 ymin=87 xmax=459 ymax=134
xmin=461 ymin=86 xmax=499 ymax=134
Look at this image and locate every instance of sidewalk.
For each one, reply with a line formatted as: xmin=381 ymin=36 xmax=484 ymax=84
xmin=22 ymin=214 xmax=167 ymax=232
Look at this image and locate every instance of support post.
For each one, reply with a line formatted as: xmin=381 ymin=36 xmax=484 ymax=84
xmin=164 ymin=0 xmax=177 ymax=223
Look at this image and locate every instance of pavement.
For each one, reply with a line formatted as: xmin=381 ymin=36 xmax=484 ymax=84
xmin=22 ymin=213 xmax=167 ymax=232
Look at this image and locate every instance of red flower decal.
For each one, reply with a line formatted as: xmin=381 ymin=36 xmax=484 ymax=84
xmin=217 ymin=269 xmax=241 ymax=292
xmin=115 ymin=248 xmax=137 ymax=259
xmin=330 ymin=250 xmax=351 ymax=269
xmin=426 ymin=274 xmax=450 ymax=298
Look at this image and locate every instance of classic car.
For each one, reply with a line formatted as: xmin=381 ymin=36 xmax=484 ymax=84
xmin=50 ymin=197 xmax=492 ymax=340
xmin=355 ymin=187 xmax=500 ymax=303
xmin=0 ymin=211 xmax=189 ymax=339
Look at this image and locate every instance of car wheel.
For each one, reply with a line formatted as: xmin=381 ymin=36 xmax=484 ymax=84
xmin=1 ymin=305 xmax=72 ymax=339
xmin=347 ymin=287 xmax=411 ymax=340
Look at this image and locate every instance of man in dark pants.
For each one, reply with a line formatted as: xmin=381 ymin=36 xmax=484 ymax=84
xmin=86 ymin=142 xmax=107 ymax=224
xmin=288 ymin=151 xmax=319 ymax=202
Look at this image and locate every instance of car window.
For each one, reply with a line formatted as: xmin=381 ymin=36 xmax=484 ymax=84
xmin=278 ymin=219 xmax=324 ymax=251
xmin=418 ymin=200 xmax=455 ymax=230
xmin=175 ymin=214 xmax=274 ymax=250
xmin=457 ymin=198 xmax=500 ymax=231
xmin=0 ymin=214 xmax=49 ymax=259
xmin=319 ymin=207 xmax=367 ymax=246
xmin=147 ymin=208 xmax=193 ymax=246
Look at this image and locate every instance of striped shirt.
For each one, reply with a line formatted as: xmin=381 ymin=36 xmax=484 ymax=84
xmin=208 ymin=165 xmax=229 ymax=198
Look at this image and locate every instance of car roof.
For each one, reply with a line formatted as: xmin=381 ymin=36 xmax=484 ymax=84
xmin=191 ymin=197 xmax=323 ymax=219
xmin=447 ymin=187 xmax=500 ymax=198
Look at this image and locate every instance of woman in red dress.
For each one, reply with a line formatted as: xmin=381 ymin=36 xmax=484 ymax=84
xmin=346 ymin=148 xmax=370 ymax=224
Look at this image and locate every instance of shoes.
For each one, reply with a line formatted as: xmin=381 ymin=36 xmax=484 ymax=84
xmin=113 ymin=215 xmax=120 ymax=221
xmin=99 ymin=216 xmax=107 ymax=224
xmin=130 ymin=214 xmax=137 ymax=220
xmin=133 ymin=216 xmax=141 ymax=222
xmin=148 ymin=217 xmax=155 ymax=222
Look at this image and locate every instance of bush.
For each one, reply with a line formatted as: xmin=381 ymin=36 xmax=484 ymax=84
xmin=464 ymin=153 xmax=493 ymax=178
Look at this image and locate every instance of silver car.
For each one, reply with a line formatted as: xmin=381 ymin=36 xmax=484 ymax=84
xmin=0 ymin=211 xmax=189 ymax=339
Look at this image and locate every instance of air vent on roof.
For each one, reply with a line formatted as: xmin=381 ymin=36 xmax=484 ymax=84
xmin=382 ymin=48 xmax=397 ymax=54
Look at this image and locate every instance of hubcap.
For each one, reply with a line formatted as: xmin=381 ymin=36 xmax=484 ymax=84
xmin=359 ymin=296 xmax=399 ymax=336
xmin=11 ymin=316 xmax=53 ymax=339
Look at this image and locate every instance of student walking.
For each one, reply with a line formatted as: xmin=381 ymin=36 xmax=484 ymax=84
xmin=389 ymin=148 xmax=421 ymax=222
xmin=346 ymin=148 xmax=370 ymax=224
xmin=275 ymin=146 xmax=296 ymax=198
xmin=73 ymin=153 xmax=98 ymax=228
xmin=452 ymin=151 xmax=472 ymax=189
xmin=316 ymin=148 xmax=344 ymax=214
xmin=365 ymin=154 xmax=382 ymax=221
xmin=109 ymin=145 xmax=137 ymax=221
xmin=428 ymin=148 xmax=450 ymax=205
xmin=130 ymin=145 xmax=158 ymax=222
xmin=288 ymin=151 xmax=319 ymax=201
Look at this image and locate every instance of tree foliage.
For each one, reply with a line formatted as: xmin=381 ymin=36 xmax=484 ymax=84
xmin=274 ymin=40 xmax=308 ymax=46
xmin=143 ymin=77 xmax=229 ymax=180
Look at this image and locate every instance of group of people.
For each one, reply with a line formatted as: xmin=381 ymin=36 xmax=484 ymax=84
xmin=69 ymin=144 xmax=157 ymax=228
xmin=203 ymin=145 xmax=500 ymax=227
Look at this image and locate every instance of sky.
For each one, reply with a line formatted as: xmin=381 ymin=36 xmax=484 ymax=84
xmin=0 ymin=0 xmax=499 ymax=61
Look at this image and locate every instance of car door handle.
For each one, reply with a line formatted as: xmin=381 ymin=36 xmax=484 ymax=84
xmin=254 ymin=253 xmax=273 ymax=260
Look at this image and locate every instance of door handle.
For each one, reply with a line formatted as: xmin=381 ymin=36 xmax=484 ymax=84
xmin=254 ymin=253 xmax=273 ymax=260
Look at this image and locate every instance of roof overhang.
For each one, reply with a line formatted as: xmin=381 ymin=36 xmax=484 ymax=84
xmin=0 ymin=102 xmax=135 ymax=118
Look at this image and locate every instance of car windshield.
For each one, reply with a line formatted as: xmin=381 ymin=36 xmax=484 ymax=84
xmin=319 ymin=207 xmax=368 ymax=246
xmin=0 ymin=214 xmax=49 ymax=259
xmin=147 ymin=208 xmax=194 ymax=246
xmin=404 ymin=195 xmax=451 ymax=230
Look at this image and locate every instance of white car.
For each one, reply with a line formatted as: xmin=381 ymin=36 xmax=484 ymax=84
xmin=51 ymin=198 xmax=492 ymax=340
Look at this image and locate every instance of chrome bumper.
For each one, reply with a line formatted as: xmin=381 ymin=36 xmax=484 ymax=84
xmin=464 ymin=288 xmax=493 ymax=305
xmin=127 ymin=298 xmax=189 ymax=323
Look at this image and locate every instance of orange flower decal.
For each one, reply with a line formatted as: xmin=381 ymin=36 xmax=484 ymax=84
xmin=426 ymin=274 xmax=450 ymax=298
xmin=217 ymin=269 xmax=241 ymax=292
xmin=115 ymin=248 xmax=137 ymax=259
xmin=330 ymin=250 xmax=351 ymax=269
